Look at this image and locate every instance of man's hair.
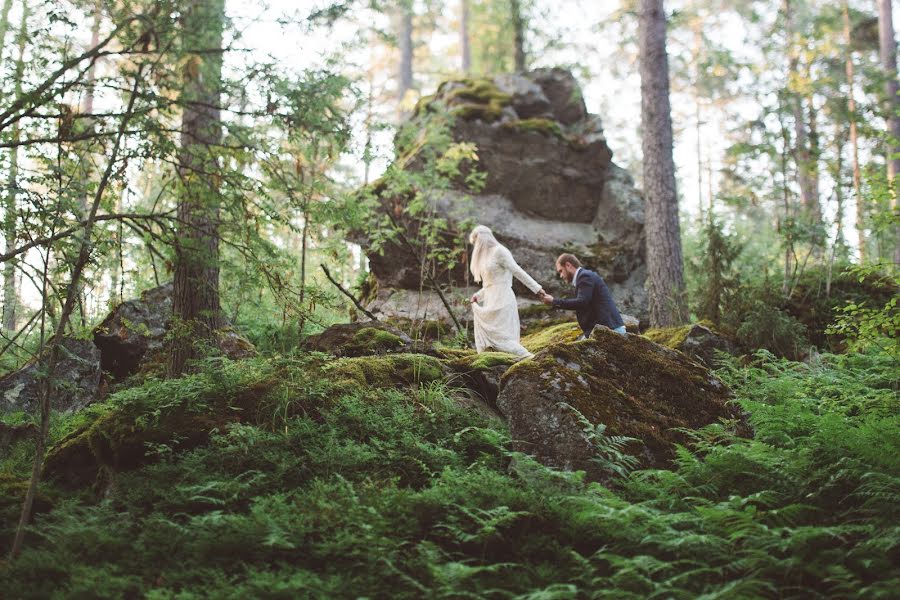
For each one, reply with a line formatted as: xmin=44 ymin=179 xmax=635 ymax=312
xmin=556 ymin=253 xmax=581 ymax=268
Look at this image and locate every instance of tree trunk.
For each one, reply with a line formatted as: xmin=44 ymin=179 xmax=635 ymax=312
xmin=784 ymin=0 xmax=819 ymax=229
xmin=169 ymin=0 xmax=225 ymax=376
xmin=398 ymin=1 xmax=413 ymax=108
xmin=3 ymin=1 xmax=29 ymax=334
xmin=843 ymin=1 xmax=864 ymax=262
xmin=0 ymin=0 xmax=13 ymax=61
xmin=460 ymin=0 xmax=471 ymax=73
xmin=876 ymin=0 xmax=899 ymax=264
xmin=511 ymin=0 xmax=526 ymax=72
xmin=639 ymin=0 xmax=688 ymax=327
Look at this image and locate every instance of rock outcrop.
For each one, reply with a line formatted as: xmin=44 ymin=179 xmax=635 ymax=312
xmin=0 ymin=283 xmax=255 ymax=416
xmin=496 ymin=327 xmax=747 ymax=479
xmin=0 ymin=337 xmax=103 ymax=415
xmin=303 ymin=322 xmax=424 ymax=357
xmin=362 ymin=68 xmax=647 ymax=326
xmin=644 ymin=323 xmax=739 ymax=368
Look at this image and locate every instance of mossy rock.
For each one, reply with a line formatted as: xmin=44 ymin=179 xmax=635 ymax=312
xmin=443 ymin=350 xmax=520 ymax=408
xmin=644 ymin=322 xmax=738 ymax=368
xmin=304 ymin=322 xmax=418 ymax=357
xmin=324 ymin=353 xmax=445 ymax=393
xmin=500 ymin=118 xmax=565 ymax=139
xmin=521 ymin=322 xmax=583 ymax=353
xmin=498 ymin=327 xmax=748 ymax=479
xmin=444 ymin=78 xmax=512 ymax=123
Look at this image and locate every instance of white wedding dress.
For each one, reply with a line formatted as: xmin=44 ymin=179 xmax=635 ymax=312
xmin=472 ymin=246 xmax=542 ymax=357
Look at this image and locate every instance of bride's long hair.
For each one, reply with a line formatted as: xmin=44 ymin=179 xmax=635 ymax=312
xmin=469 ymin=225 xmax=500 ymax=284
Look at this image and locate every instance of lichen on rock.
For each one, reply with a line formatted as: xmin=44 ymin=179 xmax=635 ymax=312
xmin=497 ymin=327 xmax=748 ymax=479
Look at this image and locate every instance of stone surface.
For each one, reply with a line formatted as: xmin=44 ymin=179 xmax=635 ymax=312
xmin=93 ymin=283 xmax=173 ymax=380
xmin=644 ymin=323 xmax=739 ymax=368
xmin=362 ymin=68 xmax=647 ymax=323
xmin=304 ymin=321 xmax=425 ymax=357
xmin=94 ymin=283 xmax=256 ymax=379
xmin=0 ymin=337 xmax=103 ymax=415
xmin=496 ymin=327 xmax=748 ymax=480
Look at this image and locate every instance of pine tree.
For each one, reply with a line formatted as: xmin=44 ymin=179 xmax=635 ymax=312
xmin=639 ymin=0 xmax=689 ymax=327
xmin=170 ymin=0 xmax=225 ymax=375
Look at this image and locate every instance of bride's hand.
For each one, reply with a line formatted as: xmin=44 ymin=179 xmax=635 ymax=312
xmin=471 ymin=294 xmax=478 ymax=303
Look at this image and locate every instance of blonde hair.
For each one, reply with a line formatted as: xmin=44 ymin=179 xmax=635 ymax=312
xmin=469 ymin=225 xmax=499 ymax=283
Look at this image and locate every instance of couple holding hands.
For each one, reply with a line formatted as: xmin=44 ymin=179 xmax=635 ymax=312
xmin=468 ymin=225 xmax=626 ymax=360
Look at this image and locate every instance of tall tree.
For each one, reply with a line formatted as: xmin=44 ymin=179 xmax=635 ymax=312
xmin=842 ymin=0 xmax=864 ymax=261
xmin=397 ymin=0 xmax=413 ymax=108
xmin=510 ymin=0 xmax=525 ymax=72
xmin=0 ymin=0 xmax=13 ymax=60
xmin=784 ymin=0 xmax=820 ymax=229
xmin=3 ymin=1 xmax=29 ymax=334
xmin=460 ymin=0 xmax=471 ymax=73
xmin=639 ymin=0 xmax=688 ymax=327
xmin=169 ymin=0 xmax=225 ymax=376
xmin=876 ymin=0 xmax=899 ymax=263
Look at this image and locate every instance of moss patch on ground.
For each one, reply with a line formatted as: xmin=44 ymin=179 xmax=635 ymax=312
xmin=320 ymin=353 xmax=445 ymax=393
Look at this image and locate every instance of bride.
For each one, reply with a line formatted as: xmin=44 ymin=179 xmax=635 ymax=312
xmin=469 ymin=225 xmax=546 ymax=358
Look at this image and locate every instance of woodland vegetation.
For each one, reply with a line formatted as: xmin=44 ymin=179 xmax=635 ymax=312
xmin=0 ymin=0 xmax=897 ymax=597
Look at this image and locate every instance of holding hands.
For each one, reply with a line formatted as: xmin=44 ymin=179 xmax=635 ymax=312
xmin=537 ymin=289 xmax=554 ymax=305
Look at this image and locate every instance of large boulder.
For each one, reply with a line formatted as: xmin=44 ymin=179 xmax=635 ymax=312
xmin=93 ymin=283 xmax=173 ymax=380
xmin=644 ymin=323 xmax=739 ymax=368
xmin=94 ymin=282 xmax=255 ymax=380
xmin=496 ymin=327 xmax=748 ymax=479
xmin=362 ymin=68 xmax=647 ymax=325
xmin=0 ymin=337 xmax=103 ymax=415
xmin=304 ymin=322 xmax=424 ymax=357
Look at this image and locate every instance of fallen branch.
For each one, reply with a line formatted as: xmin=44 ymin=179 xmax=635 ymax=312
xmin=320 ymin=264 xmax=379 ymax=322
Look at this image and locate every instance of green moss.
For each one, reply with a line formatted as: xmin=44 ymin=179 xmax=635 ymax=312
xmin=501 ymin=118 xmax=564 ymax=138
xmin=445 ymin=78 xmax=511 ymax=123
xmin=449 ymin=351 xmax=520 ymax=372
xmin=643 ymin=321 xmax=715 ymax=349
xmin=521 ymin=322 xmax=583 ymax=353
xmin=349 ymin=327 xmax=405 ymax=353
xmin=325 ymin=353 xmax=444 ymax=391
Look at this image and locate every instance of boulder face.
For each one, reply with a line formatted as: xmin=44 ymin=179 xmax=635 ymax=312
xmin=0 ymin=337 xmax=103 ymax=415
xmin=93 ymin=282 xmax=173 ymax=380
xmin=303 ymin=322 xmax=424 ymax=357
xmin=364 ymin=68 xmax=647 ymax=324
xmin=496 ymin=327 xmax=748 ymax=480
xmin=644 ymin=323 xmax=739 ymax=368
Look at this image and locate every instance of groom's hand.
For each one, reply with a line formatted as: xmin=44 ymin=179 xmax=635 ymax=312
xmin=541 ymin=293 xmax=554 ymax=305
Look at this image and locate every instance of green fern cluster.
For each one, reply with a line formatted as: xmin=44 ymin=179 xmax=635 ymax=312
xmin=1 ymin=348 xmax=897 ymax=598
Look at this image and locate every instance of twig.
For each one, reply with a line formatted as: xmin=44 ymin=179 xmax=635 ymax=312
xmin=320 ymin=264 xmax=379 ymax=322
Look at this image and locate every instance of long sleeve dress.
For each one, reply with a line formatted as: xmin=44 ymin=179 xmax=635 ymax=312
xmin=472 ymin=246 xmax=542 ymax=357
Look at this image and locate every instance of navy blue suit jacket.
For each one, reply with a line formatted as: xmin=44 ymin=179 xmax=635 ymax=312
xmin=552 ymin=269 xmax=624 ymax=335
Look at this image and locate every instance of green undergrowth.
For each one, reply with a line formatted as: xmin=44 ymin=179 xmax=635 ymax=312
xmin=1 ymin=347 xmax=897 ymax=598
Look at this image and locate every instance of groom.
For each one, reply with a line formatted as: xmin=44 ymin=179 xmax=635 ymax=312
xmin=539 ymin=253 xmax=627 ymax=338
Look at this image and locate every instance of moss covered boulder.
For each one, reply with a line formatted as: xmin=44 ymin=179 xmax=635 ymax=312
xmin=497 ymin=328 xmax=747 ymax=479
xmin=644 ymin=322 xmax=738 ymax=367
xmin=304 ymin=322 xmax=423 ymax=357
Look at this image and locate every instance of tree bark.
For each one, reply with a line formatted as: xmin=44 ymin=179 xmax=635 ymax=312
xmin=460 ymin=0 xmax=471 ymax=73
xmin=784 ymin=0 xmax=819 ymax=229
xmin=843 ymin=1 xmax=864 ymax=262
xmin=169 ymin=0 xmax=225 ymax=376
xmin=3 ymin=1 xmax=29 ymax=334
xmin=0 ymin=0 xmax=13 ymax=61
xmin=398 ymin=1 xmax=413 ymax=108
xmin=876 ymin=0 xmax=899 ymax=264
xmin=639 ymin=0 xmax=688 ymax=327
xmin=511 ymin=0 xmax=526 ymax=72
